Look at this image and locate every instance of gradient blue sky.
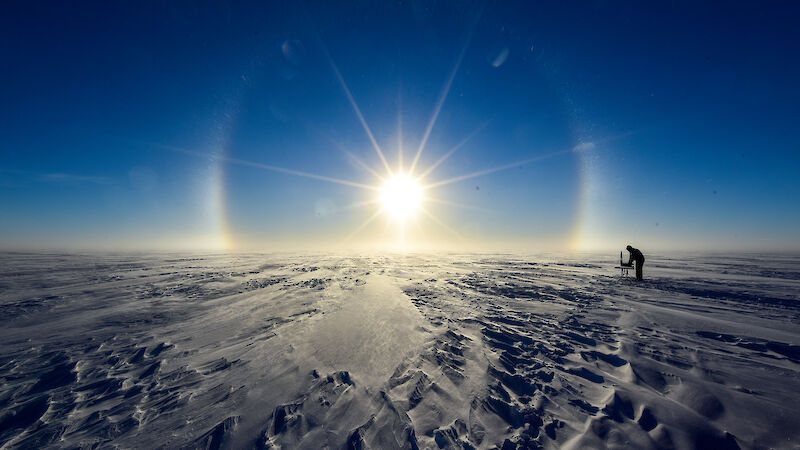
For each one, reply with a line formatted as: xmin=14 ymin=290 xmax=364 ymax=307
xmin=1 ymin=1 xmax=798 ymax=251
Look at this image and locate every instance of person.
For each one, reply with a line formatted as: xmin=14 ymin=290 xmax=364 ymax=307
xmin=624 ymin=245 xmax=645 ymax=281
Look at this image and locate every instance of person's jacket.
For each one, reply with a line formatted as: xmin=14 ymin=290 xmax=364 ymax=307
xmin=629 ymin=247 xmax=645 ymax=264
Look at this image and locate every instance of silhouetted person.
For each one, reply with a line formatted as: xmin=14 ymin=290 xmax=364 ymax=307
xmin=625 ymin=245 xmax=645 ymax=281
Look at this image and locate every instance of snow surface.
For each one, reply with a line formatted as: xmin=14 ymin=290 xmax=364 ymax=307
xmin=0 ymin=252 xmax=798 ymax=449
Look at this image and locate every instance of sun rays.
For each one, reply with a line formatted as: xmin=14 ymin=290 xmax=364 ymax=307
xmin=178 ymin=32 xmax=573 ymax=246
xmin=327 ymin=57 xmax=393 ymax=177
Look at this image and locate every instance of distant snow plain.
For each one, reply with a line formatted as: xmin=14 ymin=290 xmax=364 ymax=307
xmin=0 ymin=252 xmax=798 ymax=449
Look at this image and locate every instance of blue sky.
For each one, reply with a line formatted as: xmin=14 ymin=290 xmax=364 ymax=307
xmin=1 ymin=2 xmax=798 ymax=251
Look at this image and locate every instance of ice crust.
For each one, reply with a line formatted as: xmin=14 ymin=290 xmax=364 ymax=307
xmin=0 ymin=252 xmax=798 ymax=449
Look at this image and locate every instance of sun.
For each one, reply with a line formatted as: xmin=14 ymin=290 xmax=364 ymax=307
xmin=196 ymin=47 xmax=566 ymax=246
xmin=379 ymin=173 xmax=424 ymax=222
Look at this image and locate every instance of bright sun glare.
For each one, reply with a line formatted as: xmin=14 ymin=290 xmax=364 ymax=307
xmin=196 ymin=44 xmax=566 ymax=245
xmin=380 ymin=174 xmax=424 ymax=222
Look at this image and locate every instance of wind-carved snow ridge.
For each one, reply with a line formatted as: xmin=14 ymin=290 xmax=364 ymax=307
xmin=0 ymin=252 xmax=798 ymax=449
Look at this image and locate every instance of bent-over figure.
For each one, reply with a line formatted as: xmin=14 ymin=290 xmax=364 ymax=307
xmin=625 ymin=245 xmax=645 ymax=281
